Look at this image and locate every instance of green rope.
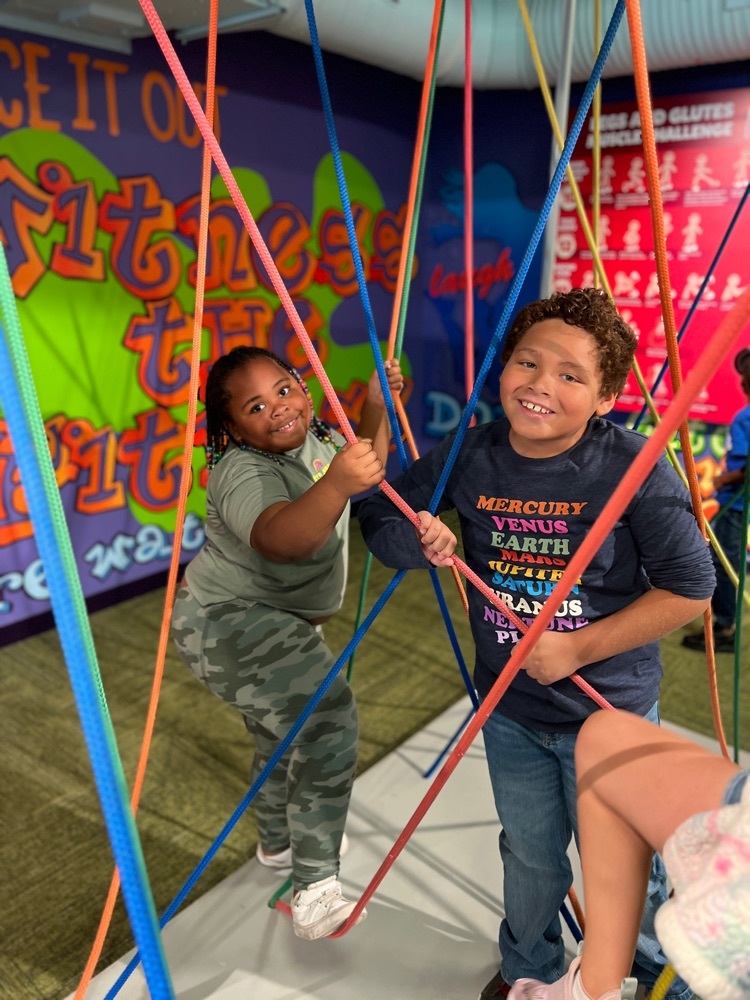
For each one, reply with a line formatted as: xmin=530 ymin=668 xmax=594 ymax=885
xmin=267 ymin=875 xmax=292 ymax=909
xmin=346 ymin=549 xmax=374 ymax=682
xmin=710 ymin=483 xmax=746 ymax=527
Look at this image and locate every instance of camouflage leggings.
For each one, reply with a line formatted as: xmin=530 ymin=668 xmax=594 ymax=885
xmin=171 ymin=587 xmax=358 ymax=889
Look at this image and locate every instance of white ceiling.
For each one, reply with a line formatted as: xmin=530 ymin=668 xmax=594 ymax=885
xmin=1 ymin=1 xmax=749 ymax=88
xmin=0 ymin=0 xmax=285 ymax=52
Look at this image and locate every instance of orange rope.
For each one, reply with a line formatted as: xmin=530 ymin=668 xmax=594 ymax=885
xmin=73 ymin=5 xmax=220 ymax=995
xmin=625 ymin=0 xmax=729 ymax=760
xmin=463 ymin=0 xmax=475 ymax=409
xmin=444 ymin=0 xmax=474 ymax=618
xmin=386 ymin=0 xmax=444 ymax=362
xmin=568 ymin=885 xmax=586 ymax=936
xmin=382 ymin=0 xmax=468 ymax=615
xmin=383 ymin=1 xmax=442 ymax=462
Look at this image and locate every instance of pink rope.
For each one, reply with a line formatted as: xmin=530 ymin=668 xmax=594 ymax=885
xmin=136 ymin=0 xmax=355 ymax=443
xmin=139 ymin=0 xmax=745 ymax=727
xmin=137 ymin=0 xmax=609 ymax=708
xmin=136 ymin=0 xmax=750 ymax=936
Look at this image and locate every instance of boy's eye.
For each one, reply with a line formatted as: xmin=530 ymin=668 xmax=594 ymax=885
xmin=561 ymin=373 xmax=579 ymax=383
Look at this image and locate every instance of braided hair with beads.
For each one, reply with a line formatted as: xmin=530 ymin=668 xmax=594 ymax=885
xmin=203 ymin=346 xmax=338 ymax=470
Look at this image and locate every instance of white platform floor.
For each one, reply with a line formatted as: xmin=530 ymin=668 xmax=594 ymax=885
xmin=73 ymin=698 xmax=748 ymax=1000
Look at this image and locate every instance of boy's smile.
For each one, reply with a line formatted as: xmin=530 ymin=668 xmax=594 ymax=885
xmin=225 ymin=357 xmax=312 ymax=453
xmin=500 ymin=319 xmax=617 ymax=458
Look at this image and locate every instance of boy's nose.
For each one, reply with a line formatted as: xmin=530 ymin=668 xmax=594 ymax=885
xmin=527 ymin=370 xmax=551 ymax=392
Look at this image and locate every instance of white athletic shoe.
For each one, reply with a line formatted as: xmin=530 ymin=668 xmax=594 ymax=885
xmin=256 ymin=832 xmax=349 ymax=872
xmin=255 ymin=842 xmax=292 ymax=870
xmin=291 ymin=874 xmax=366 ymax=940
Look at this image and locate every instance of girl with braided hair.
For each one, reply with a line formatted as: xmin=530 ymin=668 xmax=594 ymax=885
xmin=171 ymin=345 xmax=403 ymax=940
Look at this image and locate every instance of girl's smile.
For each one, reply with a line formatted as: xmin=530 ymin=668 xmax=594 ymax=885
xmin=224 ymin=357 xmax=312 ymax=453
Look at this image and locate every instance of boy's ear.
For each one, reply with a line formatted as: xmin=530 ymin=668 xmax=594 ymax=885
xmin=595 ymin=392 xmax=618 ymax=417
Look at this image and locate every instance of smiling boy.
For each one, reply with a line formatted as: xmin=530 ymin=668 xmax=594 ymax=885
xmin=358 ymin=288 xmax=715 ymax=999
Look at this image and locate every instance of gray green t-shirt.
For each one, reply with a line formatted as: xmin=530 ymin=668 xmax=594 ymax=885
xmin=185 ymin=432 xmax=349 ymax=619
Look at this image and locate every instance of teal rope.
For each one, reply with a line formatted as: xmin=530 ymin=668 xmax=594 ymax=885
xmin=0 ymin=247 xmax=173 ymax=998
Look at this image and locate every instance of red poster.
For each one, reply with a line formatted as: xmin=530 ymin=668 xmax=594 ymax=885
xmin=554 ymin=88 xmax=750 ymax=425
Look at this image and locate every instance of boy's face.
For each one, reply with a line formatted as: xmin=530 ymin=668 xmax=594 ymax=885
xmin=500 ymin=319 xmax=617 ymax=458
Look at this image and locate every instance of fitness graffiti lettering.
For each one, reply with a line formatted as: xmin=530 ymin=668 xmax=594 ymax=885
xmin=0 ymin=369 xmax=373 ymax=544
xmin=0 ymin=513 xmax=205 ymax=613
xmin=0 ymin=159 xmax=409 ymax=301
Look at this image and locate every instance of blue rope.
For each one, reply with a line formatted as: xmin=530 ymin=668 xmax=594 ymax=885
xmin=304 ymin=0 xmax=409 ymax=470
xmin=560 ymin=898 xmax=584 ymax=944
xmin=428 ymin=0 xmax=626 ymax=515
xmin=305 ymin=0 xmax=476 ymax=768
xmin=422 ymin=705 xmax=474 ymax=779
xmin=633 ymin=180 xmax=750 ymax=430
xmin=104 ymin=568 xmax=406 ymax=999
xmin=0 ymin=253 xmax=174 ymax=999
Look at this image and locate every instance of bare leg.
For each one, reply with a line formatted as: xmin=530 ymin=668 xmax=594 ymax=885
xmin=575 ymin=710 xmax=740 ymax=998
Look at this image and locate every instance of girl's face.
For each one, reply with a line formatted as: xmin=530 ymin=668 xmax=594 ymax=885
xmin=224 ymin=357 xmax=312 ymax=453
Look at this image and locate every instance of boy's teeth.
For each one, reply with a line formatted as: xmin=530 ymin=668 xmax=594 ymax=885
xmin=522 ymin=401 xmax=550 ymax=414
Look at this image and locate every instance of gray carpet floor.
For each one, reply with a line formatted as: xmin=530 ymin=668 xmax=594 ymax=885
xmin=1 ymin=520 xmax=746 ymax=1000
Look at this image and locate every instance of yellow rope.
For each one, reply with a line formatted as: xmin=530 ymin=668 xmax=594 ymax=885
xmin=648 ymin=962 xmax=677 ymax=1000
xmin=516 ymin=0 xmax=749 ymax=611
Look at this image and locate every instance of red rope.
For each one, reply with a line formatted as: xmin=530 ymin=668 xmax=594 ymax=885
xmin=328 ymin=285 xmax=750 ymax=936
xmin=136 ymin=0 xmax=750 ymax=934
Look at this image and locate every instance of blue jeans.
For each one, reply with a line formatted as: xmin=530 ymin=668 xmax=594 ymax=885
xmin=711 ymin=507 xmax=745 ymax=629
xmin=482 ymin=704 xmax=691 ymax=1000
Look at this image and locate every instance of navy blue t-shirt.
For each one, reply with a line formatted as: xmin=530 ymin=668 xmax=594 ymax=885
xmin=359 ymin=417 xmax=715 ymax=733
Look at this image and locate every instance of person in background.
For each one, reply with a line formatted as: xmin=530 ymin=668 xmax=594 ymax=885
xmin=509 ymin=709 xmax=749 ymax=1000
xmin=682 ymin=346 xmax=750 ymax=654
xmin=171 ymin=345 xmax=403 ymax=940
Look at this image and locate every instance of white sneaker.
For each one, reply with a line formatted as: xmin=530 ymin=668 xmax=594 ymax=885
xmin=256 ymin=832 xmax=349 ymax=872
xmin=291 ymin=875 xmax=366 ymax=940
xmin=256 ymin=842 xmax=292 ymax=870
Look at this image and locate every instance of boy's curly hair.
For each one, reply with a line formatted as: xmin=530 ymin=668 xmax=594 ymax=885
xmin=501 ymin=287 xmax=637 ymax=397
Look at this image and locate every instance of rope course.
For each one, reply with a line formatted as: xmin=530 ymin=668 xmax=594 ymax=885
xmin=1 ymin=0 xmax=748 ymax=994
